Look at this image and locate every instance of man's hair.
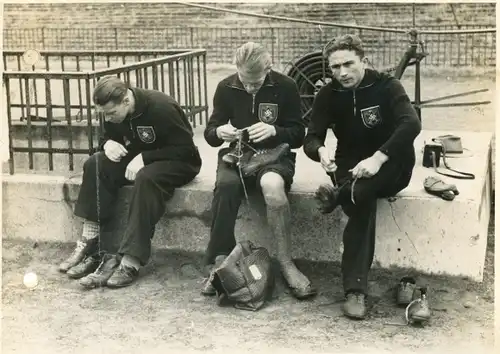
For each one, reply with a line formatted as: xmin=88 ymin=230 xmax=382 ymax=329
xmin=93 ymin=75 xmax=128 ymax=106
xmin=234 ymin=42 xmax=272 ymax=74
xmin=323 ymin=34 xmax=365 ymax=59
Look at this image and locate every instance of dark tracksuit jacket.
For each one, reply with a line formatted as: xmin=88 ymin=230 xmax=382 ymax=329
xmin=201 ymin=70 xmax=305 ymax=265
xmin=303 ymin=69 xmax=422 ymax=177
xmin=76 ymin=87 xmax=201 ymax=265
xmin=204 ymin=70 xmax=305 ymax=151
xmin=303 ymin=69 xmax=421 ymax=295
xmin=98 ymin=87 xmax=199 ymax=165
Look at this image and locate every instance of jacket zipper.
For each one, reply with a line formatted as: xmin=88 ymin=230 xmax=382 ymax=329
xmin=252 ymin=94 xmax=256 ymax=115
xmin=353 ymin=90 xmax=357 ymax=117
xmin=128 ymin=114 xmax=142 ymax=139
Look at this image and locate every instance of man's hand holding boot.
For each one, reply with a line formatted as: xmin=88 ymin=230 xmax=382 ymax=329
xmin=104 ymin=140 xmax=128 ymax=162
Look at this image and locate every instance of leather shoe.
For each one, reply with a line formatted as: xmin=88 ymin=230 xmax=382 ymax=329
xmin=314 ymin=184 xmax=339 ymax=214
xmin=59 ymin=237 xmax=98 ymax=273
xmin=396 ymin=276 xmax=417 ymax=306
xmin=106 ymin=264 xmax=139 ymax=288
xmin=201 ymin=255 xmax=227 ymax=296
xmin=343 ymin=292 xmax=367 ymax=320
xmin=79 ymin=254 xmax=119 ymax=289
xmin=240 ymin=143 xmax=290 ymax=177
xmin=66 ymin=255 xmax=101 ymax=279
xmin=407 ymin=287 xmax=431 ymax=323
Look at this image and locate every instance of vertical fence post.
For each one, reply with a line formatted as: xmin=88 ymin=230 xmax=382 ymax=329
xmin=271 ymin=27 xmax=275 ymax=61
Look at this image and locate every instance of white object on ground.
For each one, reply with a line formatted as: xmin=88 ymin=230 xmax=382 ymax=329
xmin=23 ymin=272 xmax=38 ymax=289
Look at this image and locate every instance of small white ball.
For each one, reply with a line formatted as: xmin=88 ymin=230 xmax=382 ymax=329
xmin=23 ymin=272 xmax=38 ymax=289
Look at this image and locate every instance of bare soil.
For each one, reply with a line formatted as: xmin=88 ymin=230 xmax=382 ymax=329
xmin=1 ymin=207 xmax=494 ymax=354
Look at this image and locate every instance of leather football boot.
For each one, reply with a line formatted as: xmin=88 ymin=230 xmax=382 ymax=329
xmin=79 ymin=254 xmax=119 ymax=289
xmin=407 ymin=287 xmax=431 ymax=323
xmin=201 ymin=255 xmax=227 ymax=296
xmin=58 ymin=237 xmax=98 ymax=273
xmin=222 ymin=146 xmax=242 ymax=166
xmin=396 ymin=276 xmax=417 ymax=306
xmin=314 ymin=184 xmax=339 ymax=214
xmin=343 ymin=292 xmax=367 ymax=320
xmin=106 ymin=264 xmax=139 ymax=288
xmin=66 ymin=254 xmax=101 ymax=279
xmin=240 ymin=143 xmax=290 ymax=177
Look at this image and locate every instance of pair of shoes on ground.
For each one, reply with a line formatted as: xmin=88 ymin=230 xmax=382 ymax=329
xmin=201 ymin=256 xmax=317 ymax=300
xmin=342 ymin=278 xmax=432 ymax=322
xmin=397 ymin=277 xmax=432 ymax=323
xmin=58 ymin=238 xmax=139 ymax=289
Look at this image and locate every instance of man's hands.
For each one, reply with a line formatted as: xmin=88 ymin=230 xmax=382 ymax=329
xmin=216 ymin=122 xmax=276 ymax=143
xmin=216 ymin=124 xmax=240 ymax=142
xmin=318 ymin=146 xmax=337 ymax=173
xmin=125 ymin=154 xmax=144 ymax=181
xmin=349 ymin=151 xmax=388 ymax=179
xmin=104 ymin=140 xmax=128 ymax=162
xmin=247 ymin=122 xmax=276 ymax=143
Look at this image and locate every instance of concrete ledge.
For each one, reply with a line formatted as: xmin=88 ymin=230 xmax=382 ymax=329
xmin=2 ymin=130 xmax=493 ymax=281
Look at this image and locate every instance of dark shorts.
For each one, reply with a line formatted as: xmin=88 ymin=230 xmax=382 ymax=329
xmin=218 ymin=147 xmax=296 ymax=192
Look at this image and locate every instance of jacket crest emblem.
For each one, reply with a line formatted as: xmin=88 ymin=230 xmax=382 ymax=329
xmin=360 ymin=105 xmax=382 ymax=128
xmin=258 ymin=103 xmax=278 ymax=124
xmin=136 ymin=126 xmax=156 ymax=143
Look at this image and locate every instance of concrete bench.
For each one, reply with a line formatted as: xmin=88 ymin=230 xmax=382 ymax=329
xmin=2 ymin=130 xmax=493 ymax=281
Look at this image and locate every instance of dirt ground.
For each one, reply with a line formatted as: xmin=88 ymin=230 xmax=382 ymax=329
xmin=1 ymin=205 xmax=495 ymax=354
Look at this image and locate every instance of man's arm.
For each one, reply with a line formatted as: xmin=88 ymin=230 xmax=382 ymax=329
xmin=377 ymin=78 xmax=422 ymax=158
xmin=204 ymin=82 xmax=230 ymax=147
xmin=303 ymin=86 xmax=334 ymax=162
xmin=141 ymin=103 xmax=197 ymax=165
xmin=97 ymin=122 xmax=123 ymax=152
xmin=265 ymin=79 xmax=305 ymax=149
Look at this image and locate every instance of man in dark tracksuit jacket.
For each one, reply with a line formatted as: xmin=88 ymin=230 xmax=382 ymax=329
xmin=58 ymin=76 xmax=201 ymax=289
xmin=201 ymin=42 xmax=317 ymax=299
xmin=303 ymin=34 xmax=421 ymax=319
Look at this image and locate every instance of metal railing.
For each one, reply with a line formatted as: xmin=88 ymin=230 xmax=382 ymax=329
xmin=3 ymin=25 xmax=496 ymax=67
xmin=3 ymin=49 xmax=208 ymax=174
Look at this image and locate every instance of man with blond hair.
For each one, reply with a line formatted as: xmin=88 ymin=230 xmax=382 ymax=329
xmin=201 ymin=41 xmax=317 ymax=299
xmin=58 ymin=76 xmax=202 ymax=289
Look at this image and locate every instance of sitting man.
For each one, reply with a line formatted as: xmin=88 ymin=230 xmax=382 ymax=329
xmin=201 ymin=41 xmax=317 ymax=299
xmin=58 ymin=75 xmax=202 ymax=289
xmin=303 ymin=34 xmax=423 ymax=319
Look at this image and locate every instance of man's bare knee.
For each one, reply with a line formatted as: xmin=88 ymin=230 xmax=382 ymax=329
xmin=260 ymin=172 xmax=287 ymax=206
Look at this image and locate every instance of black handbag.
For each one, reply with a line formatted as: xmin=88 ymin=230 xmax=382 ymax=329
xmin=210 ymin=240 xmax=275 ymax=311
xmin=422 ymin=135 xmax=475 ymax=180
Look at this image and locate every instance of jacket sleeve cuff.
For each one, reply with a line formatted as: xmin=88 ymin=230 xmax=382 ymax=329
xmin=304 ymin=141 xmax=323 ymax=162
xmin=204 ymin=127 xmax=225 ymax=147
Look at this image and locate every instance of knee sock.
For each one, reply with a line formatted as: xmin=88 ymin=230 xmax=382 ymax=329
xmin=81 ymin=220 xmax=99 ymax=240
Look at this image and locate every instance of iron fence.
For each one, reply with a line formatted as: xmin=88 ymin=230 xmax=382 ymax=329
xmin=3 ymin=25 xmax=496 ymax=68
xmin=3 ymin=49 xmax=209 ymax=174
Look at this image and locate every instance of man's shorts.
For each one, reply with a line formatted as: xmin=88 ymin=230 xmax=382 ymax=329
xmin=255 ymin=151 xmax=296 ymax=192
xmin=218 ymin=147 xmax=296 ymax=192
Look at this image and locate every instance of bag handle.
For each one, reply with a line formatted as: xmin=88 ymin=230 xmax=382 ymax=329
xmin=431 ymin=142 xmax=475 ymax=180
